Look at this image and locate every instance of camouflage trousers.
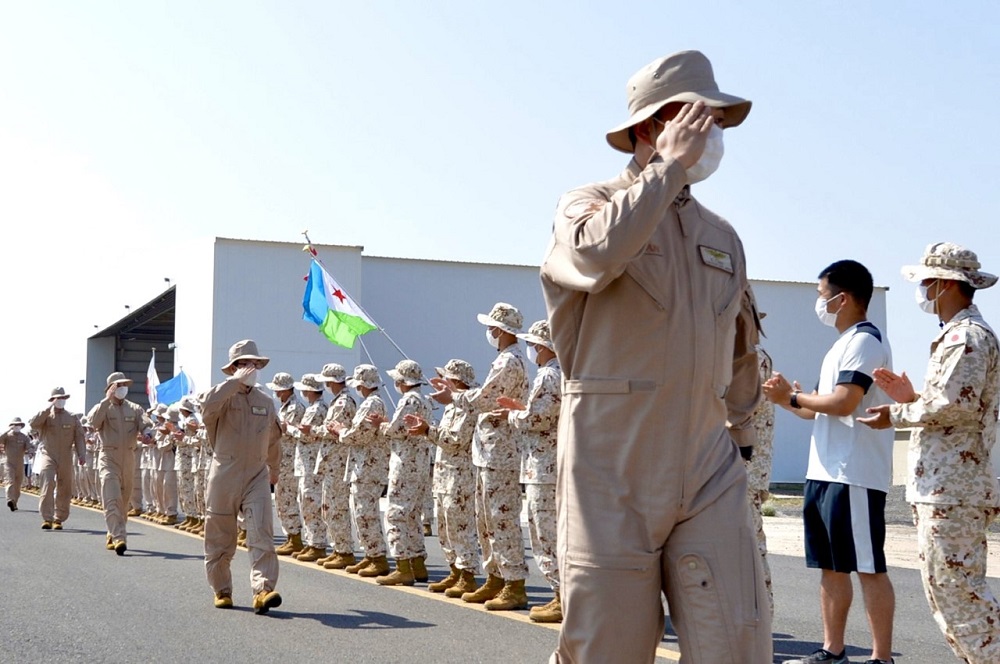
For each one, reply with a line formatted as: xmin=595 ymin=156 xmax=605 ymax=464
xmin=746 ymin=483 xmax=774 ymax=618
xmin=434 ymin=485 xmax=480 ymax=571
xmin=275 ymin=455 xmax=301 ymax=536
xmin=422 ymin=470 xmax=434 ymax=528
xmin=194 ymin=466 xmax=208 ymax=518
xmin=525 ymin=483 xmax=559 ymax=590
xmin=322 ymin=474 xmax=354 ymax=554
xmin=177 ymin=467 xmax=196 ymax=518
xmin=351 ymin=479 xmax=387 ymax=558
xmin=297 ymin=472 xmax=327 ymax=548
xmin=475 ymin=467 xmax=528 ymax=581
xmin=385 ymin=462 xmax=430 ymax=560
xmin=914 ymin=502 xmax=1000 ymax=664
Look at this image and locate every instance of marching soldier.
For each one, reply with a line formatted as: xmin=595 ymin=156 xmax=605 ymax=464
xmin=2 ymin=417 xmax=31 ymax=511
xmin=316 ymin=363 xmax=358 ymax=569
xmin=30 ymin=387 xmax=86 ymax=530
xmin=290 ymin=374 xmax=328 ymax=563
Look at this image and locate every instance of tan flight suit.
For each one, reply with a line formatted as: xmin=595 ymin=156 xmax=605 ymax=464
xmin=29 ymin=406 xmax=86 ymax=524
xmin=88 ymin=398 xmax=153 ymax=544
xmin=541 ymin=156 xmax=770 ymax=663
xmin=2 ymin=429 xmax=31 ymax=507
xmin=201 ymin=378 xmax=282 ymax=597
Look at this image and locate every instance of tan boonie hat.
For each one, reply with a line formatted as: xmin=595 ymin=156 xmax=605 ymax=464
xmin=435 ymin=359 xmax=477 ymax=388
xmin=387 ymin=359 xmax=426 ymax=386
xmin=294 ymin=374 xmax=324 ymax=393
xmin=902 ymin=242 xmax=998 ymax=290
xmin=221 ymin=339 xmax=270 ymax=375
xmin=318 ymin=363 xmax=348 ymax=384
xmin=266 ymin=372 xmax=295 ymax=391
xmin=9 ymin=417 xmax=25 ymax=427
xmin=106 ymin=371 xmax=133 ymax=387
xmin=476 ymin=302 xmax=523 ymax=335
xmin=164 ymin=405 xmax=181 ymax=423
xmin=516 ymin=319 xmax=554 ymax=350
xmin=49 ymin=387 xmax=70 ymax=401
xmin=347 ymin=364 xmax=381 ymax=390
xmin=606 ymin=50 xmax=752 ymax=154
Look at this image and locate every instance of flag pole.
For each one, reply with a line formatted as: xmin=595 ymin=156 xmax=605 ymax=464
xmin=301 ymin=230 xmax=409 ymax=361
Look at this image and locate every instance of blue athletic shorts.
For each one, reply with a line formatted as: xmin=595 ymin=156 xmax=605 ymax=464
xmin=803 ymin=479 xmax=887 ymax=574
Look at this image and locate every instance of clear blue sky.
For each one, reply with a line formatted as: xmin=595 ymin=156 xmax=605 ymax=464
xmin=2 ymin=2 xmax=999 ymax=422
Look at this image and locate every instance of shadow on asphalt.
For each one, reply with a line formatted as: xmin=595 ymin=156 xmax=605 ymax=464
xmin=772 ymin=635 xmax=891 ymax=661
xmin=268 ymin=609 xmax=434 ymax=630
xmin=124 ymin=549 xmax=205 ymax=561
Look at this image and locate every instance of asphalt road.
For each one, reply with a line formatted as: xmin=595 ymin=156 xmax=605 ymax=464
xmin=0 ymin=489 xmax=967 ymax=663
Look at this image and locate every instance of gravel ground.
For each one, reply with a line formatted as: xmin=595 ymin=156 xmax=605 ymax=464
xmin=769 ymin=483 xmax=1000 ymax=532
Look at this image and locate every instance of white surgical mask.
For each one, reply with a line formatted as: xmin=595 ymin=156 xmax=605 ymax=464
xmin=486 ymin=328 xmax=500 ymax=349
xmin=239 ymin=369 xmax=258 ymax=387
xmin=114 ymin=386 xmax=129 ymax=400
xmin=814 ymin=294 xmax=842 ymax=327
xmin=13 ymin=425 xmax=23 ymax=431
xmin=53 ymin=399 xmax=67 ymax=409
xmin=526 ymin=345 xmax=538 ymax=365
xmin=394 ymin=383 xmax=404 ymax=395
xmin=686 ymin=123 xmax=725 ymax=184
xmin=916 ymin=281 xmax=940 ymax=315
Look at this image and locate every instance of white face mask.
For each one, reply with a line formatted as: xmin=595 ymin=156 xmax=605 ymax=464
xmin=486 ymin=328 xmax=500 ymax=349
xmin=53 ymin=399 xmax=67 ymax=409
xmin=686 ymin=123 xmax=725 ymax=184
xmin=916 ymin=281 xmax=940 ymax=315
xmin=239 ymin=369 xmax=258 ymax=387
xmin=394 ymin=382 xmax=404 ymax=395
xmin=814 ymin=294 xmax=842 ymax=328
xmin=114 ymin=386 xmax=129 ymax=400
xmin=13 ymin=425 xmax=23 ymax=432
xmin=526 ymin=345 xmax=538 ymax=365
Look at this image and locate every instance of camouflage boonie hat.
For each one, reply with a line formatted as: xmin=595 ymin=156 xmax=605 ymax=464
xmin=106 ymin=371 xmax=133 ymax=387
xmin=178 ymin=396 xmax=198 ymax=413
xmin=294 ymin=374 xmax=324 ymax=393
xmin=318 ymin=363 xmax=348 ymax=384
xmin=347 ymin=364 xmax=381 ymax=390
xmin=516 ymin=319 xmax=553 ymax=350
xmin=164 ymin=405 xmax=181 ymax=423
xmin=220 ymin=339 xmax=270 ymax=375
xmin=48 ymin=387 xmax=71 ymax=401
xmin=435 ymin=359 xmax=477 ymax=388
xmin=266 ymin=372 xmax=294 ymax=391
xmin=902 ymin=242 xmax=998 ymax=289
xmin=155 ymin=403 xmax=169 ymax=416
xmin=387 ymin=359 xmax=426 ymax=386
xmin=476 ymin=302 xmax=523 ymax=335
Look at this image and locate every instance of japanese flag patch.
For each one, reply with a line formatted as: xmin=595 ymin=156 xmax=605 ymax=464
xmin=943 ymin=328 xmax=966 ymax=348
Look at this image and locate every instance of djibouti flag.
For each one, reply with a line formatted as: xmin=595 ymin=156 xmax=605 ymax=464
xmin=302 ymin=260 xmax=377 ymax=348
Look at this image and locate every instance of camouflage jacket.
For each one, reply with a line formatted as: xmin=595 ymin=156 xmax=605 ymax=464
xmin=890 ymin=305 xmax=1000 ymax=506
xmin=458 ymin=343 xmax=529 ymax=471
xmin=512 ymin=358 xmax=561 ymax=484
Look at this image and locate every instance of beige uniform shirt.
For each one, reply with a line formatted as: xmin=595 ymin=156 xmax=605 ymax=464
xmin=540 ymin=155 xmax=761 ymax=511
xmin=88 ymin=398 xmax=153 ymax=474
xmin=0 ymin=430 xmax=30 ymax=467
xmin=29 ymin=407 xmax=86 ymax=472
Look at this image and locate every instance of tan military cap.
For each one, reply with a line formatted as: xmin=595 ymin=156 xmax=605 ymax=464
xmin=606 ymin=50 xmax=751 ymax=154
xmin=902 ymin=242 xmax=998 ymax=289
xmin=387 ymin=359 xmax=426 ymax=386
xmin=221 ymin=339 xmax=270 ymax=375
xmin=106 ymin=371 xmax=133 ymax=387
xmin=477 ymin=302 xmax=523 ymax=335
xmin=516 ymin=319 xmax=553 ymax=350
xmin=435 ymin=359 xmax=477 ymax=388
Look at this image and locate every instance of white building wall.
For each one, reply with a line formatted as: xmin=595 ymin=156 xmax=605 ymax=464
xmin=171 ymin=237 xmax=217 ymax=391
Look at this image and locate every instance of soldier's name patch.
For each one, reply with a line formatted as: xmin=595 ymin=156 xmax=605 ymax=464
xmin=944 ymin=328 xmax=966 ymax=348
xmin=62 ymin=424 xmax=72 ymax=429
xmin=643 ymin=242 xmax=663 ymax=256
xmin=124 ymin=416 xmax=135 ymax=422
xmin=251 ymin=406 xmax=267 ymax=416
xmin=699 ymin=246 xmax=734 ymax=273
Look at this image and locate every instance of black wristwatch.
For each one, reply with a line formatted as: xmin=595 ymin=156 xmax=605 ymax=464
xmin=790 ymin=391 xmax=802 ymax=409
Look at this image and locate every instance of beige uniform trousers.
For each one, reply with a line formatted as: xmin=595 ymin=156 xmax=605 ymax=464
xmin=100 ymin=447 xmax=136 ymax=542
xmin=205 ymin=465 xmax=278 ymax=596
xmin=39 ymin=456 xmax=75 ymax=523
xmin=5 ymin=455 xmax=24 ymax=506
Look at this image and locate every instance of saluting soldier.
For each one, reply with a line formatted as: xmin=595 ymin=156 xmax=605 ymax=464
xmin=30 ymin=387 xmax=86 ymax=530
xmin=268 ymin=372 xmax=305 ymax=556
xmin=2 ymin=417 xmax=31 ymax=511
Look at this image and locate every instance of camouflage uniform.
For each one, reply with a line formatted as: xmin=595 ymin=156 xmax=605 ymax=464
xmin=381 ymin=388 xmax=434 ymax=561
xmin=319 ymin=389 xmax=356 ymax=554
xmin=276 ymin=393 xmax=305 ymax=537
xmin=513 ymin=356 xmax=562 ymax=590
xmin=176 ymin=419 xmax=199 ymax=520
xmin=457 ymin=341 xmax=530 ymax=582
xmin=890 ymin=304 xmax=1000 ymax=663
xmin=745 ymin=346 xmax=775 ymax=617
xmin=430 ymin=394 xmax=480 ymax=572
xmin=342 ymin=391 xmax=389 ymax=559
xmin=294 ymin=384 xmax=329 ymax=550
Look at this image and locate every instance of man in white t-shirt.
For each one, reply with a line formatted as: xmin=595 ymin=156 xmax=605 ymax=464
xmin=764 ymin=260 xmax=896 ymax=664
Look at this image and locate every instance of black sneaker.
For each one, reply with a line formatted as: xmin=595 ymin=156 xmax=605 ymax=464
xmin=862 ymin=660 xmax=894 ymax=664
xmin=784 ymin=649 xmax=849 ymax=664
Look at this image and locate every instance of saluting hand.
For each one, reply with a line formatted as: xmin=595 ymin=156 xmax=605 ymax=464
xmin=655 ymin=100 xmax=715 ymax=170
